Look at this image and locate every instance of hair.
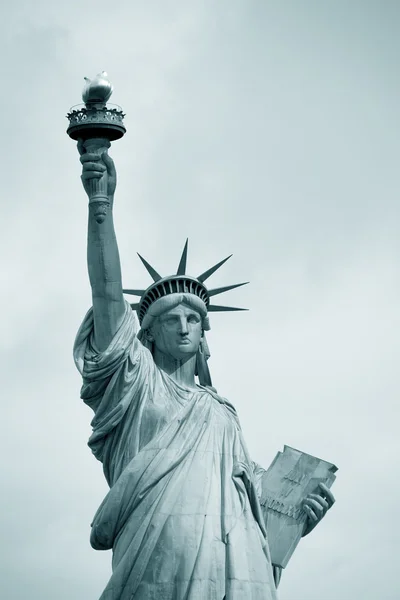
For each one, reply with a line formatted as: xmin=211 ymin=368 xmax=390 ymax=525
xmin=140 ymin=293 xmax=210 ymax=331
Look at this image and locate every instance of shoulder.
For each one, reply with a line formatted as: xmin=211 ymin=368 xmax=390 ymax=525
xmin=200 ymin=386 xmax=240 ymax=421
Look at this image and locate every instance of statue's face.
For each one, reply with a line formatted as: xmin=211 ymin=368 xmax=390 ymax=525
xmin=148 ymin=303 xmax=203 ymax=360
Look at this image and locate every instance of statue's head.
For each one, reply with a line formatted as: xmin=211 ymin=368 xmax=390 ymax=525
xmin=149 ymin=303 xmax=203 ymax=360
xmin=123 ymin=240 xmax=248 ymax=385
xmin=140 ymin=293 xmax=209 ymax=361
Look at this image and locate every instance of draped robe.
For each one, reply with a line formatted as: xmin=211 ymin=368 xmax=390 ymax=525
xmin=74 ymin=301 xmax=278 ymax=600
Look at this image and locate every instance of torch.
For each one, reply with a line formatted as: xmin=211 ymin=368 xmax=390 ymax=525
xmin=66 ymin=72 xmax=126 ymax=223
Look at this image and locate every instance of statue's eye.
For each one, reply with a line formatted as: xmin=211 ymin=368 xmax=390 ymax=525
xmin=163 ymin=317 xmax=177 ymax=325
xmin=188 ymin=315 xmax=199 ymax=324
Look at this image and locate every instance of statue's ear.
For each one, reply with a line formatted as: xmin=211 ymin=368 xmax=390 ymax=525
xmin=145 ymin=329 xmax=155 ymax=342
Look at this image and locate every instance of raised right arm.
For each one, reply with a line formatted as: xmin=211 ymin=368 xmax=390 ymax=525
xmin=79 ymin=140 xmax=126 ymax=352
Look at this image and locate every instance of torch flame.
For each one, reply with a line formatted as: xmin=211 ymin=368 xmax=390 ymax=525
xmin=82 ymin=71 xmax=113 ymax=105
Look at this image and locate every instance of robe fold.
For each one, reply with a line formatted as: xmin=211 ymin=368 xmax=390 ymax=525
xmin=74 ymin=301 xmax=278 ymax=600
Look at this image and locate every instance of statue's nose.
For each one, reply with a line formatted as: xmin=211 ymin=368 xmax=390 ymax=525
xmin=179 ymin=318 xmax=188 ymax=334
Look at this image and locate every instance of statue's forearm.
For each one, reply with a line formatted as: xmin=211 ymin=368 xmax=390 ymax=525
xmin=87 ymin=198 xmax=121 ymax=293
xmin=87 ymin=199 xmax=125 ymax=351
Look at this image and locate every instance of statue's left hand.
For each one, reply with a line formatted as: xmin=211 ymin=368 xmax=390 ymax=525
xmin=302 ymin=482 xmax=335 ymax=536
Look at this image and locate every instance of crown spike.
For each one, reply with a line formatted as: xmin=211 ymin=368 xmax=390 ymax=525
xmin=137 ymin=253 xmax=162 ymax=282
xmin=207 ymin=305 xmax=248 ymax=312
xmin=176 ymin=239 xmax=189 ymax=275
xmin=197 ymin=255 xmax=232 ymax=283
xmin=208 ymin=282 xmax=249 ymax=297
xmin=123 ymin=289 xmax=146 ymax=296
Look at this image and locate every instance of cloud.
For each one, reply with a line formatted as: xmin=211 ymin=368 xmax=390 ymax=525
xmin=2 ymin=1 xmax=398 ymax=599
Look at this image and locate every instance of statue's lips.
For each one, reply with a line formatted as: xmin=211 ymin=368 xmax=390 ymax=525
xmin=177 ymin=339 xmax=191 ymax=345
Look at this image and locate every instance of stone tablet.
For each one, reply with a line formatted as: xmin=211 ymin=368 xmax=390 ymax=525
xmin=259 ymin=445 xmax=337 ymax=569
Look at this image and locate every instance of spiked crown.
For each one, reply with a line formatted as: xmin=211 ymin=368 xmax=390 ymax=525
xmin=123 ymin=240 xmax=248 ymax=326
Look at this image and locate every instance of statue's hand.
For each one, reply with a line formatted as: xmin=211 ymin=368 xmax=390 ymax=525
xmin=302 ymin=482 xmax=335 ymax=536
xmin=78 ymin=138 xmax=117 ymax=201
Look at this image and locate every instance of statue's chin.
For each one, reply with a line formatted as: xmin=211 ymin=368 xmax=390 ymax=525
xmin=172 ymin=349 xmax=197 ymax=361
xmin=152 ymin=341 xmax=200 ymax=363
xmin=168 ymin=345 xmax=198 ymax=361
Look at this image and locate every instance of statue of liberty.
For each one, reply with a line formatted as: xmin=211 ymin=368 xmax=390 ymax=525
xmin=71 ymin=74 xmax=335 ymax=600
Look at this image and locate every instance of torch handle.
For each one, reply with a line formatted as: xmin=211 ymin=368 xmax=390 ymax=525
xmin=83 ymin=137 xmax=111 ymax=224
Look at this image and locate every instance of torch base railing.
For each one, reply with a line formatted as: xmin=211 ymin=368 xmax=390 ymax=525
xmin=66 ymin=104 xmax=126 ymax=141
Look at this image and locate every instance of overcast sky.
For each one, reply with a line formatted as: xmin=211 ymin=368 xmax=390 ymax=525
xmin=1 ymin=1 xmax=399 ymax=599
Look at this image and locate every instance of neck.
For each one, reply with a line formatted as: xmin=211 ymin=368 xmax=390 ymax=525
xmin=153 ymin=347 xmax=197 ymax=389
